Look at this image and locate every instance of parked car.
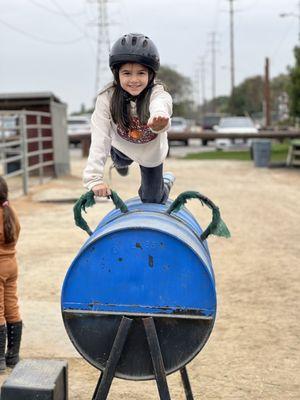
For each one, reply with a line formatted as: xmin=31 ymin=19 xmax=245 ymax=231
xmin=67 ymin=115 xmax=91 ymax=146
xmin=201 ymin=114 xmax=223 ymax=145
xmin=201 ymin=114 xmax=223 ymax=130
xmin=214 ymin=116 xmax=258 ymax=149
xmin=168 ymin=117 xmax=189 ymax=146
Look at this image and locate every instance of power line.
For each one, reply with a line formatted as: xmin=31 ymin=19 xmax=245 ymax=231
xmin=47 ymin=0 xmax=97 ymax=60
xmin=234 ymin=0 xmax=260 ymax=12
xmin=28 ymin=0 xmax=85 ymax=17
xmin=49 ymin=0 xmax=96 ymax=43
xmin=271 ymin=20 xmax=296 ymax=63
xmin=212 ymin=0 xmax=222 ymax=32
xmin=279 ymin=0 xmax=300 ymax=44
xmin=0 ymin=17 xmax=85 ymax=45
xmin=193 ymin=0 xmax=220 ymax=111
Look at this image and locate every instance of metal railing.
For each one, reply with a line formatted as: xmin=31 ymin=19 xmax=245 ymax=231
xmin=0 ymin=110 xmax=54 ymax=194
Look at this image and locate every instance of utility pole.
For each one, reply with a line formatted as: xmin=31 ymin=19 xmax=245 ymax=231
xmin=264 ymin=57 xmax=271 ymax=127
xmin=193 ymin=67 xmax=200 ymax=111
xmin=199 ymin=57 xmax=207 ymax=114
xmin=208 ymin=32 xmax=217 ymax=112
xmin=228 ymin=0 xmax=236 ymax=92
xmin=194 ymin=57 xmax=207 ymax=117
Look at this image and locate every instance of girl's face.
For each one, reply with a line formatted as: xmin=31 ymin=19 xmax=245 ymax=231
xmin=119 ymin=63 xmax=149 ymax=96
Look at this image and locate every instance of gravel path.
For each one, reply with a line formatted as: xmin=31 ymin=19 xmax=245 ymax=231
xmin=0 ymin=154 xmax=299 ymax=399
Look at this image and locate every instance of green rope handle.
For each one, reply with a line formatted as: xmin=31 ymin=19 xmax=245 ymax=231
xmin=73 ymin=190 xmax=129 ymax=235
xmin=166 ymin=191 xmax=231 ymax=241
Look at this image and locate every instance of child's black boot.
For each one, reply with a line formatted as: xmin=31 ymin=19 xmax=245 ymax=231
xmin=6 ymin=321 xmax=22 ymax=368
xmin=0 ymin=324 xmax=6 ymax=372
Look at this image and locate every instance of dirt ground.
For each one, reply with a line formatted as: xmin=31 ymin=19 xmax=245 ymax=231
xmin=0 ymin=150 xmax=299 ymax=399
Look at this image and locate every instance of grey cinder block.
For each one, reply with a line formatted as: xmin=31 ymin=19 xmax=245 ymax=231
xmin=1 ymin=359 xmax=68 ymax=399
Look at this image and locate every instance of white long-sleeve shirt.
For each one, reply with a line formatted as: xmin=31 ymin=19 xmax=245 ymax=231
xmin=83 ymin=82 xmax=173 ymax=190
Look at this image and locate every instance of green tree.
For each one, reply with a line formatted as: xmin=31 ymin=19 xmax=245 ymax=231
xmin=228 ymin=76 xmax=264 ymax=115
xmin=288 ymin=46 xmax=300 ymax=118
xmin=271 ymin=73 xmax=289 ymax=96
xmin=157 ymin=65 xmax=194 ymax=117
xmin=202 ymin=96 xmax=229 ymax=114
xmin=270 ymin=73 xmax=290 ymax=123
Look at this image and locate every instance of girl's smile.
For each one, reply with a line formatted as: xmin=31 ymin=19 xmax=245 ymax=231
xmin=119 ymin=63 xmax=149 ymax=96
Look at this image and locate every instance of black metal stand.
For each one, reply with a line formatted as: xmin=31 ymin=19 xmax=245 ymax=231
xmin=143 ymin=317 xmax=171 ymax=400
xmin=92 ymin=317 xmax=132 ymax=400
xmin=92 ymin=316 xmax=194 ymax=400
xmin=180 ymin=366 xmax=194 ymax=400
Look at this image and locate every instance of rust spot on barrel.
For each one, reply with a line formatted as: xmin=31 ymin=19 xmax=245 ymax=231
xmin=148 ymin=255 xmax=154 ymax=268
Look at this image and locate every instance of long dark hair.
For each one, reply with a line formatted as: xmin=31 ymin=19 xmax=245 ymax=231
xmin=110 ymin=65 xmax=155 ymax=131
xmin=0 ymin=176 xmax=17 ymax=244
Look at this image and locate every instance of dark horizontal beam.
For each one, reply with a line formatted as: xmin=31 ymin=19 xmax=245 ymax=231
xmin=167 ymin=130 xmax=300 ymax=140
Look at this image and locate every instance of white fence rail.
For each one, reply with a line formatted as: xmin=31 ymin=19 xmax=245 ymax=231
xmin=0 ymin=110 xmax=54 ymax=194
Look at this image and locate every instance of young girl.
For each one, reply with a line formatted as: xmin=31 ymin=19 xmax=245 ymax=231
xmin=0 ymin=177 xmax=22 ymax=371
xmin=83 ymin=33 xmax=174 ymax=203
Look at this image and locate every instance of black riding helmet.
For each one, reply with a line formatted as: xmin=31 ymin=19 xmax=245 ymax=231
xmin=109 ymin=33 xmax=160 ymax=73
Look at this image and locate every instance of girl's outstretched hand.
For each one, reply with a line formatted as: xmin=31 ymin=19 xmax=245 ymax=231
xmin=148 ymin=116 xmax=169 ymax=132
xmin=92 ymin=183 xmax=111 ymax=198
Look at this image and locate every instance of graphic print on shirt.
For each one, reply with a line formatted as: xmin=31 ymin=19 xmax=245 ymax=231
xmin=117 ymin=117 xmax=157 ymax=144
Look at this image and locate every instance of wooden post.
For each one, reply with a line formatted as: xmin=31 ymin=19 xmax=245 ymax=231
xmin=82 ymin=137 xmax=91 ymax=158
xmin=264 ymin=57 xmax=271 ymax=128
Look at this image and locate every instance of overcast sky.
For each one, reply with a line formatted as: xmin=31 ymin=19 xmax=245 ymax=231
xmin=1 ymin=0 xmax=299 ymax=112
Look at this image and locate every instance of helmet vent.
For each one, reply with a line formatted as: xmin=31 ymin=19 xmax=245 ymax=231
xmin=121 ymin=37 xmax=126 ymax=45
xmin=142 ymin=40 xmax=148 ymax=48
xmin=132 ymin=36 xmax=137 ymax=46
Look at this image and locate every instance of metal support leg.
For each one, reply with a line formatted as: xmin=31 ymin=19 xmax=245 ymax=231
xmin=180 ymin=367 xmax=194 ymax=400
xmin=92 ymin=372 xmax=103 ymax=400
xmin=92 ymin=317 xmax=132 ymax=400
xmin=143 ymin=317 xmax=171 ymax=400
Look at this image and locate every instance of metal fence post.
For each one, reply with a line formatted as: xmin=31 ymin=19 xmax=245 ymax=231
xmin=20 ymin=111 xmax=29 ymax=195
xmin=37 ymin=114 xmax=43 ymax=184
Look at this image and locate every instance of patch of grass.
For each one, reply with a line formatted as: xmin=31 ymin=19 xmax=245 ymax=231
xmin=184 ymin=142 xmax=290 ymax=162
xmin=185 ymin=150 xmax=251 ymax=161
xmin=270 ymin=142 xmax=290 ymax=161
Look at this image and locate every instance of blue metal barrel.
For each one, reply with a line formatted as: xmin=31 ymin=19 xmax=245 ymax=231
xmin=62 ymin=197 xmax=217 ymax=380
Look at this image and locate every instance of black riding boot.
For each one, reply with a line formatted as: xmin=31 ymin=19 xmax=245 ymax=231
xmin=6 ymin=321 xmax=22 ymax=368
xmin=0 ymin=324 xmax=6 ymax=372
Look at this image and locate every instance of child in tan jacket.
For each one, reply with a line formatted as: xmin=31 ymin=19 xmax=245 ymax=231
xmin=0 ymin=176 xmax=22 ymax=372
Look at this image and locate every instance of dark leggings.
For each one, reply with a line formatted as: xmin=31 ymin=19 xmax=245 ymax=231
xmin=110 ymin=147 xmax=169 ymax=204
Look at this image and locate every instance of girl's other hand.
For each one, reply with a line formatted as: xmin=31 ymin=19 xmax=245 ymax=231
xmin=148 ymin=116 xmax=169 ymax=132
xmin=92 ymin=183 xmax=111 ymax=198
